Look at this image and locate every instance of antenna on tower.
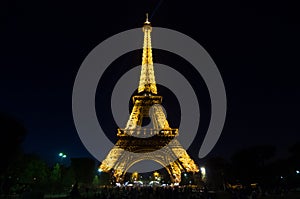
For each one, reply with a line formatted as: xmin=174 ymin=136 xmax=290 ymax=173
xmin=144 ymin=13 xmax=150 ymax=24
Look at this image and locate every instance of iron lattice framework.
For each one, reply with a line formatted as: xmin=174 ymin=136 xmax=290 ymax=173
xmin=99 ymin=14 xmax=199 ymax=183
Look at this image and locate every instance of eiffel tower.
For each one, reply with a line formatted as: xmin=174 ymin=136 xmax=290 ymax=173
xmin=99 ymin=14 xmax=199 ymax=184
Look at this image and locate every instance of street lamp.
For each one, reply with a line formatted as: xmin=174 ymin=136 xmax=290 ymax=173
xmin=58 ymin=152 xmax=67 ymax=165
xmin=59 ymin=152 xmax=67 ymax=158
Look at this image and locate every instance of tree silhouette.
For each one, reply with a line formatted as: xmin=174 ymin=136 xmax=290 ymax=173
xmin=92 ymin=175 xmax=99 ymax=188
xmin=0 ymin=113 xmax=27 ymax=194
xmin=289 ymin=142 xmax=300 ymax=167
xmin=19 ymin=154 xmax=48 ymax=184
xmin=230 ymin=145 xmax=276 ymax=184
xmin=0 ymin=113 xmax=26 ymax=171
xmin=50 ymin=163 xmax=61 ymax=182
xmin=205 ymin=157 xmax=229 ymax=190
xmin=70 ymin=158 xmax=95 ymax=185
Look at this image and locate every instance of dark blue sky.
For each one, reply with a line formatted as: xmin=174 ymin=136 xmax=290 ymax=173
xmin=1 ymin=0 xmax=299 ymax=166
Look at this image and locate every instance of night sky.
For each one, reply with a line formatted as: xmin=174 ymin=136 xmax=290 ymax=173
xmin=1 ymin=0 xmax=299 ymax=166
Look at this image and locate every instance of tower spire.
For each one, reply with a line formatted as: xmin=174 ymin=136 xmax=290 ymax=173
xmin=145 ymin=13 xmax=149 ymax=23
xmin=138 ymin=13 xmax=157 ymax=94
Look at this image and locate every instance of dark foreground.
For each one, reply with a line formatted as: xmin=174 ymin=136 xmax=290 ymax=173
xmin=2 ymin=186 xmax=300 ymax=199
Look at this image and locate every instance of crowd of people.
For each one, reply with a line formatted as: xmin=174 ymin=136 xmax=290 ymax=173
xmin=69 ymin=184 xmax=295 ymax=199
xmin=71 ymin=185 xmax=214 ymax=199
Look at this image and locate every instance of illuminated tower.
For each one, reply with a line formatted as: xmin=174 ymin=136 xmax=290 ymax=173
xmin=138 ymin=13 xmax=157 ymax=94
xmin=99 ymin=14 xmax=199 ymax=184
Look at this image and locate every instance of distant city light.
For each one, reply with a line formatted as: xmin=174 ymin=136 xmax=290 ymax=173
xmin=280 ymin=176 xmax=283 ymax=179
xmin=296 ymin=170 xmax=300 ymax=174
xmin=98 ymin=168 xmax=102 ymax=173
xmin=59 ymin=153 xmax=63 ymax=157
xmin=184 ymin=173 xmax=187 ymax=177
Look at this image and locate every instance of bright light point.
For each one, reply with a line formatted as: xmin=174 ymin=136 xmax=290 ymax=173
xmin=62 ymin=155 xmax=67 ymax=158
xmin=296 ymin=170 xmax=299 ymax=174
xmin=59 ymin=153 xmax=63 ymax=157
xmin=184 ymin=173 xmax=187 ymax=177
xmin=280 ymin=176 xmax=283 ymax=179
xmin=98 ymin=168 xmax=102 ymax=173
xmin=200 ymin=167 xmax=206 ymax=175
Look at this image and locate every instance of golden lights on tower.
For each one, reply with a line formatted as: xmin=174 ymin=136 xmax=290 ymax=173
xmin=98 ymin=14 xmax=199 ymax=184
xmin=138 ymin=13 xmax=157 ymax=94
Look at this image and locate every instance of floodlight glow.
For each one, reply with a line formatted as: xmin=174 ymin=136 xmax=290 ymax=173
xmin=200 ymin=167 xmax=206 ymax=176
